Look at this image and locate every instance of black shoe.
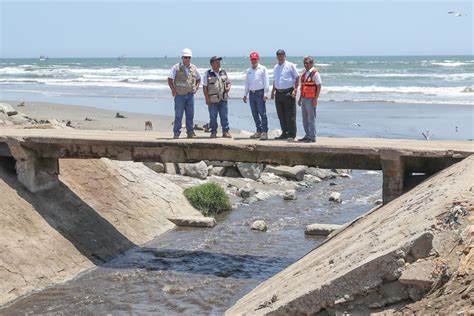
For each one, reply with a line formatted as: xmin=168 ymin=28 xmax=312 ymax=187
xmin=274 ymin=133 xmax=288 ymax=140
xmin=303 ymin=138 xmax=316 ymax=143
xmin=298 ymin=137 xmax=308 ymax=142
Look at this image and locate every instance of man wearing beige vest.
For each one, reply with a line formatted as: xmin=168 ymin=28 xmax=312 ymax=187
xmin=168 ymin=48 xmax=201 ymax=138
xmin=202 ymin=56 xmax=232 ymax=138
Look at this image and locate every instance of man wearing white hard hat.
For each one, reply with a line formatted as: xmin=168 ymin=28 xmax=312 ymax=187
xmin=167 ymin=48 xmax=201 ymax=138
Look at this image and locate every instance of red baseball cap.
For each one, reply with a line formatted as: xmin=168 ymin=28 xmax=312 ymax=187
xmin=249 ymin=52 xmax=259 ymax=60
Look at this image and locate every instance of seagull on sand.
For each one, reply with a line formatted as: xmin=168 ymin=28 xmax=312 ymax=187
xmin=422 ymin=131 xmax=433 ymax=140
xmin=448 ymin=11 xmax=468 ymax=17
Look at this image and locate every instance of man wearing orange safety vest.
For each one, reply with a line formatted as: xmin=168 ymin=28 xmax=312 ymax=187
xmin=298 ymin=56 xmax=322 ymax=142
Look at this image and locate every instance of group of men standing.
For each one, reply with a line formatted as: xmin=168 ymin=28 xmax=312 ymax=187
xmin=167 ymin=48 xmax=322 ymax=142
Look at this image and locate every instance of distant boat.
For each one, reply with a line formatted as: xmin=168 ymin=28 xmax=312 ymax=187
xmin=164 ymin=55 xmax=168 ymax=59
xmin=39 ymin=55 xmax=48 ymax=61
xmin=117 ymin=54 xmax=127 ymax=61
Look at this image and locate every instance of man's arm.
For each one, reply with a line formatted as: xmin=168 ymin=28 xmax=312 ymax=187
xmin=193 ymin=70 xmax=201 ymax=93
xmin=263 ymin=68 xmax=270 ymax=100
xmin=167 ymin=78 xmax=176 ymax=97
xmin=271 ymin=82 xmax=276 ymax=99
xmin=194 ymin=79 xmax=201 ymax=94
xmin=243 ymin=72 xmax=249 ymax=103
xmin=168 ymin=66 xmax=177 ymax=97
xmin=203 ymin=85 xmax=210 ymax=105
xmin=313 ymin=84 xmax=321 ymax=106
xmin=293 ymin=77 xmax=300 ymax=98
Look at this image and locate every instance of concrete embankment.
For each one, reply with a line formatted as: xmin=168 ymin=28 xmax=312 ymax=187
xmin=226 ymin=155 xmax=474 ymax=315
xmin=0 ymin=158 xmax=202 ymax=306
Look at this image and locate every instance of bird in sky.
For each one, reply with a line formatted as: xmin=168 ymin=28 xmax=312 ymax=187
xmin=448 ymin=11 xmax=468 ymax=17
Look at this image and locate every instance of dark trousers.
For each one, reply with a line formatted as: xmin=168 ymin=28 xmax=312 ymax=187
xmin=275 ymin=88 xmax=297 ymax=138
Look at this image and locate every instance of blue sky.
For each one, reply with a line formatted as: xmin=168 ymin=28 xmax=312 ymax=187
xmin=0 ymin=0 xmax=472 ymax=58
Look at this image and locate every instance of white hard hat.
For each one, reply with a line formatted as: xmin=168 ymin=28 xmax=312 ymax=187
xmin=181 ymin=48 xmax=192 ymax=57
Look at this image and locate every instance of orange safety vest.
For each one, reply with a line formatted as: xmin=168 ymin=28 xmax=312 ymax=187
xmin=300 ymin=69 xmax=319 ymax=99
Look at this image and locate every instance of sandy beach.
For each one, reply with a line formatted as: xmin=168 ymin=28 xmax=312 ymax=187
xmin=2 ymin=99 xmax=473 ymax=141
xmin=1 ymin=99 xmax=178 ymax=132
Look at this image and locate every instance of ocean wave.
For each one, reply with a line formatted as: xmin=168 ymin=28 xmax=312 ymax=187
xmin=0 ymin=78 xmax=170 ymax=90
xmin=324 ymin=98 xmax=473 ymax=106
xmin=431 ymin=62 xmax=469 ymax=67
xmin=323 ymin=72 xmax=474 ymax=80
xmin=0 ymin=65 xmax=172 ymax=77
xmin=210 ymin=84 xmax=474 ymax=97
xmin=323 ymin=85 xmax=472 ymax=96
xmin=2 ymin=76 xmax=470 ymax=98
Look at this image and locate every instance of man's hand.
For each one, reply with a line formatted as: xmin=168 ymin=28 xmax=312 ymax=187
xmin=271 ymin=91 xmax=275 ymax=99
xmin=291 ymin=90 xmax=297 ymax=98
xmin=263 ymin=96 xmax=268 ymax=102
xmin=205 ymin=98 xmax=211 ymax=106
xmin=312 ymin=98 xmax=318 ymax=107
xmin=243 ymin=96 xmax=247 ymax=103
xmin=171 ymin=89 xmax=177 ymax=97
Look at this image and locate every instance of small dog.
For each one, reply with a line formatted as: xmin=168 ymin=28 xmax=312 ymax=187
xmin=145 ymin=121 xmax=153 ymax=131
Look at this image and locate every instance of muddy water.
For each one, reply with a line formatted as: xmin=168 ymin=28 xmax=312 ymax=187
xmin=2 ymin=171 xmax=382 ymax=315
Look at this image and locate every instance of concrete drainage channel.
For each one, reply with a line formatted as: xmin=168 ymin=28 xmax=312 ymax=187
xmin=0 ymin=168 xmax=383 ymax=315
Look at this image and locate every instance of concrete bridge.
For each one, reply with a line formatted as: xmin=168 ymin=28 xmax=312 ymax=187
xmin=0 ymin=129 xmax=472 ymax=203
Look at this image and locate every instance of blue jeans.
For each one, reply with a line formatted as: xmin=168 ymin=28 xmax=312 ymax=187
xmin=249 ymin=90 xmax=268 ymax=133
xmin=301 ymin=98 xmax=317 ymax=140
xmin=209 ymin=100 xmax=229 ymax=134
xmin=173 ymin=93 xmax=194 ymax=136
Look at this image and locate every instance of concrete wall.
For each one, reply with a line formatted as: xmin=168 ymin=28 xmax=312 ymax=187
xmin=0 ymin=158 xmax=201 ymax=306
xmin=226 ymin=156 xmax=474 ymax=315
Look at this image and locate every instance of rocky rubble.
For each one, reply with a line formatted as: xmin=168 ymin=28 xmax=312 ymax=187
xmin=144 ymin=159 xmax=353 ymax=209
xmin=225 ymin=156 xmax=474 ymax=315
xmin=0 ymin=102 xmax=72 ymax=128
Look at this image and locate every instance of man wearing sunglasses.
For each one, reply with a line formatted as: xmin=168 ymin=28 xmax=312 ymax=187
xmin=168 ymin=48 xmax=201 ymax=139
xmin=298 ymin=56 xmax=322 ymax=143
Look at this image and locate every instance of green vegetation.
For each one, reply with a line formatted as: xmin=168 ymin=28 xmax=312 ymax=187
xmin=184 ymin=182 xmax=232 ymax=216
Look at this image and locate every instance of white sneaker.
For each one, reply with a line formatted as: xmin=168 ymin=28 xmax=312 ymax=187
xmin=260 ymin=132 xmax=268 ymax=140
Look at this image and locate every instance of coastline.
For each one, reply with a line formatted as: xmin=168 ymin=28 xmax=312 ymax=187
xmin=2 ymin=98 xmax=473 ymax=141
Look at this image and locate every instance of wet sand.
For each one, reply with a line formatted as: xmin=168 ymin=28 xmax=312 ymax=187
xmin=2 ymin=98 xmax=473 ymax=140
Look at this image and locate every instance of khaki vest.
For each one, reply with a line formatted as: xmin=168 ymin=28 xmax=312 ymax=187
xmin=206 ymin=69 xmax=229 ymax=103
xmin=173 ymin=63 xmax=197 ymax=95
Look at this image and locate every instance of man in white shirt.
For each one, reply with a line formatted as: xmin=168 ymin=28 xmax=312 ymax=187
xmin=298 ymin=56 xmax=322 ymax=142
xmin=167 ymin=48 xmax=201 ymax=139
xmin=243 ymin=51 xmax=270 ymax=140
xmin=271 ymin=49 xmax=299 ymax=140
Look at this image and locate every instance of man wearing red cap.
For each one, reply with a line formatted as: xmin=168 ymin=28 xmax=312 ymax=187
xmin=243 ymin=52 xmax=270 ymax=140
